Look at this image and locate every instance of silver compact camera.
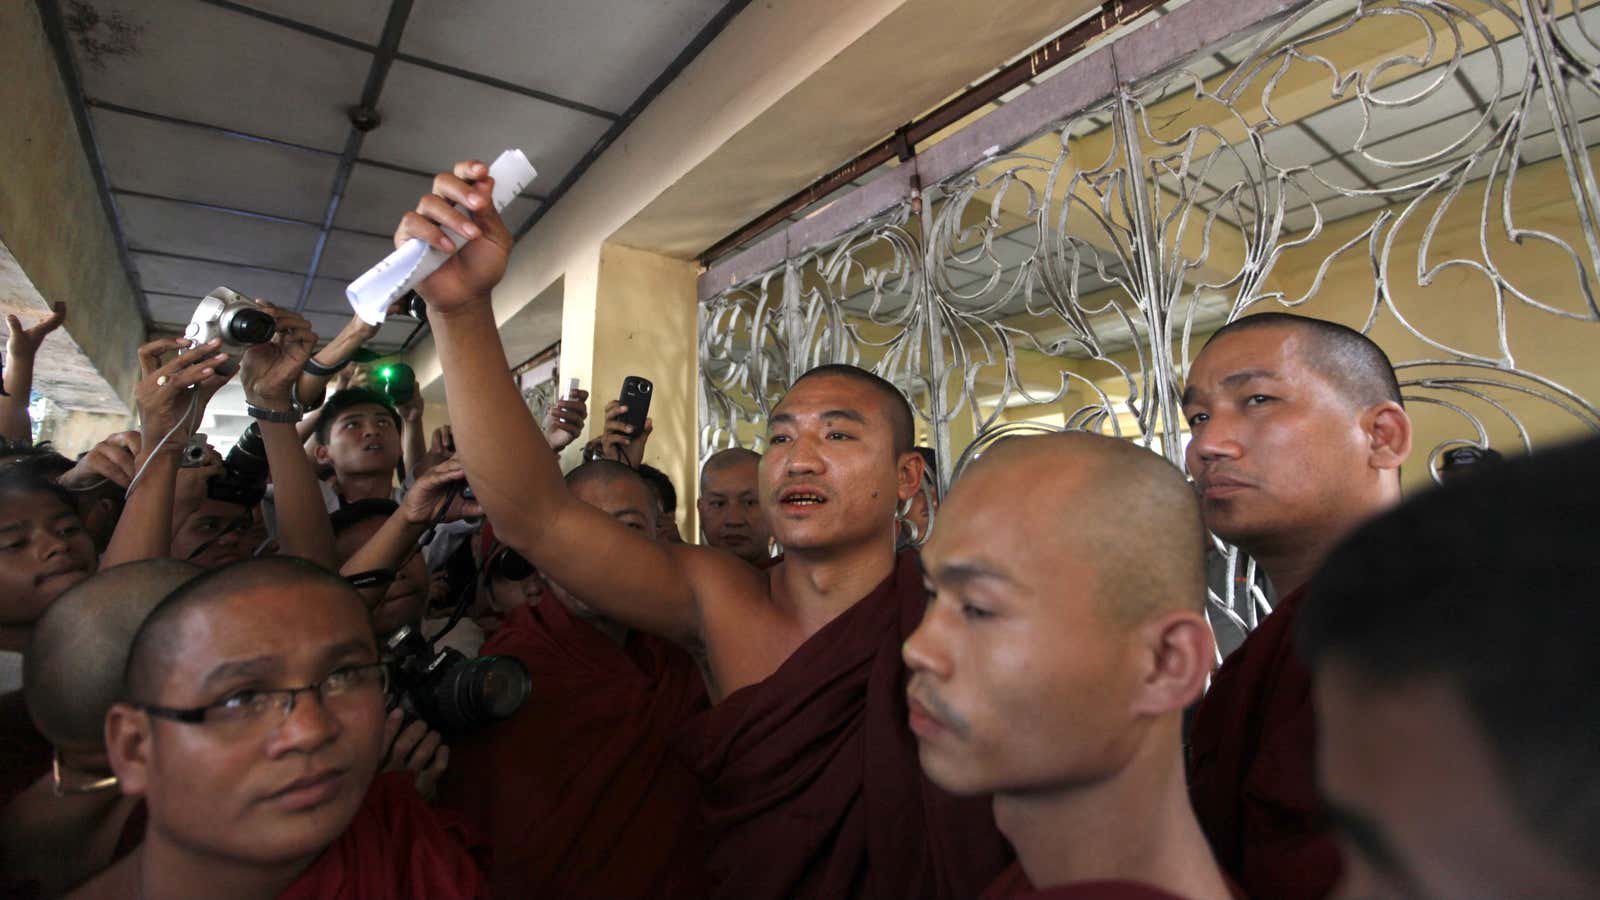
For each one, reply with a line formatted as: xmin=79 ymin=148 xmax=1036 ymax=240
xmin=183 ymin=287 xmax=276 ymax=375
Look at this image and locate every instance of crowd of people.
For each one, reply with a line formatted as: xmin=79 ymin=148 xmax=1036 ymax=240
xmin=0 ymin=158 xmax=1593 ymax=900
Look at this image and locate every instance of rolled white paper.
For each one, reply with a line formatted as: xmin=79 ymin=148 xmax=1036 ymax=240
xmin=345 ymin=149 xmax=537 ymax=325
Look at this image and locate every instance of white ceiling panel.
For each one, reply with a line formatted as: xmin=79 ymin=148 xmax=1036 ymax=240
xmin=358 ymin=61 xmax=612 ymax=183
xmin=72 ymin=0 xmax=371 ymax=150
xmin=301 ymin=277 xmax=361 ymax=318
xmin=371 ymin=320 xmax=421 ymax=349
xmin=333 ymin=161 xmax=545 ymax=236
xmin=305 ymin=312 xmax=361 ymax=342
xmin=146 ymin=294 xmax=205 ymax=329
xmin=134 ymin=253 xmax=304 ymax=310
xmin=333 ymin=163 xmax=435 ymax=235
xmin=400 ymin=0 xmax=728 ymax=113
xmin=91 ymin=108 xmax=338 ymax=222
xmin=317 ymin=230 xmax=403 ymax=283
xmin=231 ymin=0 xmax=391 ymax=45
xmin=118 ymin=194 xmax=318 ymax=273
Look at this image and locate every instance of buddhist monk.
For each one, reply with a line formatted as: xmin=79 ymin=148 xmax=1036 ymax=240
xmin=439 ymin=460 xmax=709 ymax=898
xmin=696 ymin=448 xmax=773 ymax=567
xmin=69 ymin=556 xmax=485 ymax=899
xmin=396 ymin=159 xmax=1010 ymax=899
xmin=1181 ymin=312 xmax=1412 ymax=899
xmin=908 ymin=434 xmax=1231 ymax=900
xmin=1297 ymin=436 xmax=1600 ymax=900
xmin=4 ymin=560 xmax=198 ymax=896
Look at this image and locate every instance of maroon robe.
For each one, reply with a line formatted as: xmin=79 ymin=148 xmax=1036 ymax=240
xmin=0 ymin=692 xmax=51 ymax=811
xmin=437 ymin=588 xmax=709 ymax=899
xmin=1187 ymin=587 xmax=1340 ymax=899
xmin=984 ymin=863 xmax=1198 ymax=899
xmin=674 ymin=549 xmax=1011 ymax=899
xmin=278 ymin=771 xmax=486 ymax=899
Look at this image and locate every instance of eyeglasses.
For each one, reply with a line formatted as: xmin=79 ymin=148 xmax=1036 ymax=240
xmin=134 ymin=662 xmax=388 ymax=733
xmin=52 ymin=751 xmax=118 ymax=797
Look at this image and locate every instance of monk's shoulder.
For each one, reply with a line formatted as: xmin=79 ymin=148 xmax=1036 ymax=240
xmin=64 ymin=850 xmax=136 ymax=899
xmin=677 ymin=541 xmax=780 ymax=624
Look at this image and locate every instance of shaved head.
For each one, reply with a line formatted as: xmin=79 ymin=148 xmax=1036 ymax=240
xmin=788 ymin=365 xmax=915 ymax=455
xmin=907 ymin=432 xmax=1214 ymax=799
xmin=123 ymin=557 xmax=362 ymax=701
xmin=565 ymin=460 xmax=658 ymax=535
xmin=1203 ymin=313 xmax=1401 ymax=411
xmin=25 ymin=559 xmax=201 ymax=747
xmin=962 ymin=433 xmax=1205 ymax=621
xmin=565 ymin=458 xmax=647 ymax=494
xmin=700 ymin=447 xmax=761 ymax=491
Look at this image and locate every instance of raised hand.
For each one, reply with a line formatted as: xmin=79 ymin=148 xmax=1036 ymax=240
xmin=134 ymin=337 xmax=230 ymax=446
xmin=238 ymin=301 xmax=316 ymax=409
xmin=542 ymin=388 xmax=589 ymax=452
xmin=382 ymin=710 xmax=450 ymax=801
xmin=600 ymin=399 xmax=652 ymax=467
xmin=5 ymin=302 xmax=66 ymax=363
xmin=394 ymin=160 xmax=512 ymax=318
xmin=400 ymin=458 xmax=483 ymax=525
xmin=59 ymin=430 xmax=141 ymax=491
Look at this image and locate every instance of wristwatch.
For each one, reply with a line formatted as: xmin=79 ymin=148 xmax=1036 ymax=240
xmin=302 ymin=355 xmax=351 ymax=377
xmin=245 ymin=399 xmax=304 ymax=423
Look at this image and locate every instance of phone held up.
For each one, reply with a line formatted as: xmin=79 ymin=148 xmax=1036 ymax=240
xmin=618 ymin=376 xmax=652 ymax=436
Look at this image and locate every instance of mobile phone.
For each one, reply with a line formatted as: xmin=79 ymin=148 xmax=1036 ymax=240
xmin=617 ymin=376 xmax=653 ymax=436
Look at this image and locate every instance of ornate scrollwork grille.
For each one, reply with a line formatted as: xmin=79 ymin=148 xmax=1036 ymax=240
xmin=698 ymin=0 xmax=1600 ymax=640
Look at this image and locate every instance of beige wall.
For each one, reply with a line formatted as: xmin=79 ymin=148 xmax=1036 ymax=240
xmin=579 ymin=243 xmax=702 ymax=539
xmin=1 ymin=2 xmax=143 ymax=451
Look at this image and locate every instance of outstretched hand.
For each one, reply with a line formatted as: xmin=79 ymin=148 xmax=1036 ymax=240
xmin=601 ymin=400 xmax=652 ymax=468
xmin=134 ymin=337 xmax=231 ymax=445
xmin=5 ymin=302 xmax=66 ymax=361
xmin=239 ymin=301 xmax=317 ymax=407
xmin=401 ymin=458 xmax=483 ymax=525
xmin=395 ymin=160 xmax=513 ymax=318
xmin=542 ymin=388 xmax=589 ymax=452
xmin=60 ymin=430 xmax=141 ymax=490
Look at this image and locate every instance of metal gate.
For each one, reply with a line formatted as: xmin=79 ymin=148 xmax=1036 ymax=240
xmin=697 ymin=0 xmax=1600 ymax=636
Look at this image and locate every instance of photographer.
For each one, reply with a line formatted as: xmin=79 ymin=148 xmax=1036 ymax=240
xmin=335 ymin=461 xmax=484 ymax=801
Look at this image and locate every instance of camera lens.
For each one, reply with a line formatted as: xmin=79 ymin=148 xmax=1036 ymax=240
xmin=425 ymin=654 xmax=531 ymax=733
xmin=491 ymin=548 xmax=535 ymax=582
xmin=222 ymin=306 xmax=277 ymax=344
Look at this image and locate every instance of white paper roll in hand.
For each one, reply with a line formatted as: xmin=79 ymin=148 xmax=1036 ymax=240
xmin=346 ymin=149 xmax=537 ymax=325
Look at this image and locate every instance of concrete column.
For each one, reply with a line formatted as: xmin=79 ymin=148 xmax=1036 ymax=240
xmin=563 ymin=243 xmax=701 ymax=540
xmin=1 ymin=2 xmax=144 ymax=452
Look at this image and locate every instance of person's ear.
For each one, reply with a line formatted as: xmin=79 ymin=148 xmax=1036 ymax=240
xmin=896 ymin=450 xmax=924 ymax=503
xmin=1130 ymin=610 xmax=1216 ymax=716
xmin=1364 ymin=401 xmax=1412 ymax=473
xmin=104 ymin=703 xmax=152 ymax=798
xmin=313 ymin=442 xmax=332 ymax=466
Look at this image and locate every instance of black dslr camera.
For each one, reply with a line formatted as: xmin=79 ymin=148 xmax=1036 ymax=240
xmin=383 ymin=624 xmax=530 ymax=736
xmin=209 ymin=423 xmax=269 ymax=507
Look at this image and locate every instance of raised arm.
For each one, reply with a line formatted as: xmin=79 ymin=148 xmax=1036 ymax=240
xmin=340 ymin=459 xmax=480 ymax=577
xmin=1 ymin=303 xmax=66 ymax=444
xmin=102 ymin=337 xmax=232 ymax=567
xmin=238 ymin=302 xmax=338 ymax=569
xmin=294 ymin=313 xmax=378 ymax=410
xmin=395 ymin=160 xmax=702 ymax=643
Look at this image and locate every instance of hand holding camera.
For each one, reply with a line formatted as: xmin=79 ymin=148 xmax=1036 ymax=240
xmin=401 ymin=459 xmax=483 ymax=526
xmin=134 ymin=335 xmax=231 ymax=450
xmin=238 ymin=301 xmax=317 ymax=411
xmin=600 ymin=377 xmax=653 ymax=467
